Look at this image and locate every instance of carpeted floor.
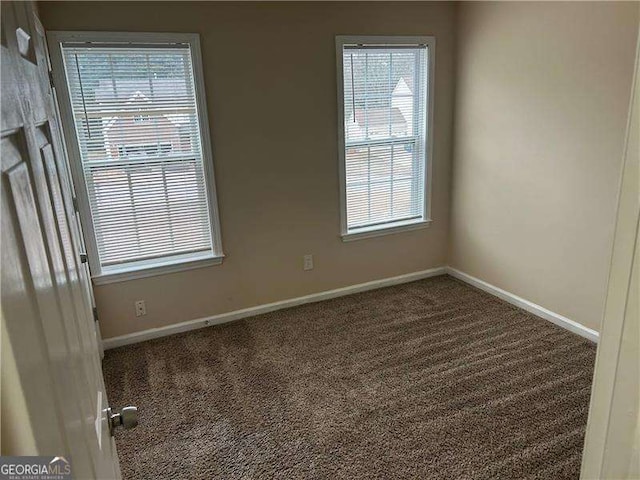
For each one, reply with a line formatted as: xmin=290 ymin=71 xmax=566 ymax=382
xmin=103 ymin=275 xmax=596 ymax=480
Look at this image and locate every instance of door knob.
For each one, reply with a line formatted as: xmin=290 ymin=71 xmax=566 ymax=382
xmin=107 ymin=406 xmax=138 ymax=435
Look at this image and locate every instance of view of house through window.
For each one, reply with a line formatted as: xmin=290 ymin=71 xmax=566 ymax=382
xmin=58 ymin=39 xmax=221 ymax=275
xmin=339 ymin=38 xmax=431 ymax=237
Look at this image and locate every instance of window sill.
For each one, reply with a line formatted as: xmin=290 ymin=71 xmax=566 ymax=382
xmin=92 ymin=254 xmax=224 ymax=286
xmin=341 ymin=219 xmax=432 ymax=242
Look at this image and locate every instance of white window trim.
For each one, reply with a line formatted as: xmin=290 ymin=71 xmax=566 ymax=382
xmin=92 ymin=253 xmax=223 ymax=286
xmin=335 ymin=35 xmax=435 ymax=241
xmin=47 ymin=31 xmax=224 ymax=284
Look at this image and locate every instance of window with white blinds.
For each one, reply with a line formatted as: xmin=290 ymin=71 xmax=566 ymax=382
xmin=52 ymin=33 xmax=223 ymax=280
xmin=337 ymin=37 xmax=434 ymax=239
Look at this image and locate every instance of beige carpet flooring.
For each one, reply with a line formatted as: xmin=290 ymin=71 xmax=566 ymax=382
xmin=103 ymin=275 xmax=596 ymax=479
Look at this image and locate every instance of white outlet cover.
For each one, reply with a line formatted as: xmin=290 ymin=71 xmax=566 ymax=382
xmin=303 ymin=255 xmax=313 ymax=270
xmin=135 ymin=300 xmax=146 ymax=316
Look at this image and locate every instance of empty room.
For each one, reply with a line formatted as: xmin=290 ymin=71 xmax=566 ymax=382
xmin=1 ymin=1 xmax=638 ymax=479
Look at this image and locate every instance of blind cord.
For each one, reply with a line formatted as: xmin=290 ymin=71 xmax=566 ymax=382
xmin=74 ymin=53 xmax=92 ymax=138
xmin=350 ymin=53 xmax=356 ymax=122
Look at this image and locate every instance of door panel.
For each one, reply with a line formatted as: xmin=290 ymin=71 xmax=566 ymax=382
xmin=1 ymin=5 xmax=22 ymax=132
xmin=1 ymin=132 xmax=65 ymax=454
xmin=43 ymin=142 xmax=100 ymax=374
xmin=27 ymin=129 xmax=105 ymax=472
xmin=5 ymin=160 xmax=95 ymax=477
xmin=43 ymin=118 xmax=105 ymax=360
xmin=34 ymin=12 xmax=106 ymax=359
xmin=1 ymin=1 xmax=121 ymax=478
xmin=41 ymin=135 xmax=119 ymax=476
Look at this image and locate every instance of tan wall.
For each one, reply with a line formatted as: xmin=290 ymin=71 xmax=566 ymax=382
xmin=450 ymin=2 xmax=639 ymax=332
xmin=39 ymin=2 xmax=456 ymax=339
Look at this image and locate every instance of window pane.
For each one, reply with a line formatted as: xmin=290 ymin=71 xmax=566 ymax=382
xmin=61 ymin=44 xmax=214 ymax=269
xmin=345 ymin=141 xmax=422 ymax=229
xmin=343 ymin=49 xmax=419 ymax=144
xmin=341 ymin=43 xmax=428 ymax=233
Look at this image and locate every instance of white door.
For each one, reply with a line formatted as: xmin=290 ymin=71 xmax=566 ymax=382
xmin=1 ymin=1 xmax=125 ymax=477
xmin=580 ymin=31 xmax=640 ymax=480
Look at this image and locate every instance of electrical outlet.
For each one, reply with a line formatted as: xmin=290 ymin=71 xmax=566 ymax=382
xmin=134 ymin=300 xmax=146 ymax=317
xmin=303 ymin=254 xmax=314 ymax=271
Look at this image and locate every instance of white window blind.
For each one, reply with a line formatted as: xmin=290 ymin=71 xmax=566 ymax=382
xmin=339 ymin=40 xmax=430 ymax=236
xmin=60 ymin=41 xmax=218 ymax=272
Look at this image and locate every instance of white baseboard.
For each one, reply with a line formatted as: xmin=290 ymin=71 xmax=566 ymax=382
xmin=446 ymin=267 xmax=599 ymax=343
xmin=103 ymin=266 xmax=448 ymax=349
xmin=103 ymin=265 xmax=599 ymax=349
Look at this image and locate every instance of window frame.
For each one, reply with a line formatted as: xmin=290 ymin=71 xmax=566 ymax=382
xmin=48 ymin=31 xmax=224 ymax=285
xmin=335 ymin=35 xmax=435 ymax=241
